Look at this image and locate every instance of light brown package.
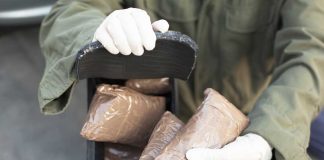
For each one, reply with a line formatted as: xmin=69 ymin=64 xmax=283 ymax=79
xmin=125 ymin=78 xmax=171 ymax=95
xmin=81 ymin=84 xmax=166 ymax=147
xmin=155 ymin=88 xmax=249 ymax=160
xmin=139 ymin=111 xmax=184 ymax=160
xmin=104 ymin=143 xmax=142 ymax=160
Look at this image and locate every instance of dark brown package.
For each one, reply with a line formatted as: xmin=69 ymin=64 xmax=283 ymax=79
xmin=155 ymin=88 xmax=249 ymax=160
xmin=125 ymin=78 xmax=171 ymax=95
xmin=139 ymin=111 xmax=184 ymax=160
xmin=81 ymin=84 xmax=166 ymax=147
xmin=104 ymin=143 xmax=142 ymax=160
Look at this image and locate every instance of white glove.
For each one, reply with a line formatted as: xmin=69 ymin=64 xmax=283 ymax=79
xmin=186 ymin=133 xmax=273 ymax=160
xmin=93 ymin=8 xmax=169 ymax=56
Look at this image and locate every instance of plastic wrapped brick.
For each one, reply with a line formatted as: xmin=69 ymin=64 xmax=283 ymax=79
xmin=139 ymin=111 xmax=184 ymax=160
xmin=104 ymin=143 xmax=142 ymax=160
xmin=155 ymin=88 xmax=249 ymax=160
xmin=125 ymin=78 xmax=171 ymax=95
xmin=81 ymin=84 xmax=166 ymax=147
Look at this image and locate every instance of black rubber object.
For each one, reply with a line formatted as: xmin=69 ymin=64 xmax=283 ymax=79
xmin=75 ymin=31 xmax=198 ymax=80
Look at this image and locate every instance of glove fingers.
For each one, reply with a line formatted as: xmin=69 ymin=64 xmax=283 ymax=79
xmin=186 ymin=134 xmax=272 ymax=160
xmin=218 ymin=136 xmax=264 ymax=160
xmin=186 ymin=148 xmax=223 ymax=160
xmin=187 ymin=147 xmax=257 ymax=160
xmin=130 ymin=8 xmax=156 ymax=51
xmin=94 ymin=25 xmax=119 ymax=54
xmin=97 ymin=8 xmax=165 ymax=55
xmin=106 ymin=14 xmax=131 ymax=55
xmin=118 ymin=11 xmax=144 ymax=56
xmin=152 ymin=19 xmax=169 ymax=33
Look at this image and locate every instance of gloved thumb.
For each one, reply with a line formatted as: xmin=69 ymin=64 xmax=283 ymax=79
xmin=186 ymin=148 xmax=223 ymax=160
xmin=152 ymin=19 xmax=169 ymax=33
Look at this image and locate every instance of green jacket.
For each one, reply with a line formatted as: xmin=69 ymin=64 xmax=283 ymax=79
xmin=39 ymin=0 xmax=324 ymax=159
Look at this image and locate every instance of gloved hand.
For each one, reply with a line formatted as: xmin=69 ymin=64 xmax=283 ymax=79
xmin=186 ymin=133 xmax=273 ymax=160
xmin=93 ymin=8 xmax=169 ymax=56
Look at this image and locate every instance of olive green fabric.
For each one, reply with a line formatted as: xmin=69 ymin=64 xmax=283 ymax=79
xmin=39 ymin=0 xmax=324 ymax=159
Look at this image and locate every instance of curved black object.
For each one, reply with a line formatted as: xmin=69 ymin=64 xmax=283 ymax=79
xmin=75 ymin=31 xmax=198 ymax=80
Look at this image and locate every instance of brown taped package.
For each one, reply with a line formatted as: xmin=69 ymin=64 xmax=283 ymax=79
xmin=125 ymin=78 xmax=171 ymax=95
xmin=80 ymin=84 xmax=166 ymax=147
xmin=155 ymin=88 xmax=249 ymax=160
xmin=139 ymin=111 xmax=184 ymax=160
xmin=104 ymin=143 xmax=142 ymax=160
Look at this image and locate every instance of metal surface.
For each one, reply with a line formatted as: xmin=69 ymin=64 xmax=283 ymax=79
xmin=0 ymin=6 xmax=52 ymax=25
xmin=0 ymin=0 xmax=56 ymax=25
xmin=86 ymin=79 xmax=105 ymax=160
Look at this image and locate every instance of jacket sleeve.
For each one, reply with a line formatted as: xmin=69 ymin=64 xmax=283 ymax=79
xmin=243 ymin=0 xmax=324 ymax=159
xmin=38 ymin=0 xmax=122 ymax=114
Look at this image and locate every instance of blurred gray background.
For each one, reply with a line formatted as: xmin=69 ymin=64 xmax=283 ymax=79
xmin=1 ymin=1 xmax=88 ymax=160
xmin=0 ymin=27 xmax=87 ymax=160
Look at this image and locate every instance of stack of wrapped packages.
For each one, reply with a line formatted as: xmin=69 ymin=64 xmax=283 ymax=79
xmin=80 ymin=78 xmax=249 ymax=160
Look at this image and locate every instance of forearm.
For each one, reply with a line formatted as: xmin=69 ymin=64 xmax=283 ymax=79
xmin=38 ymin=0 xmax=122 ymax=114
xmin=245 ymin=62 xmax=323 ymax=159
xmin=40 ymin=0 xmax=123 ymax=66
xmin=244 ymin=0 xmax=324 ymax=159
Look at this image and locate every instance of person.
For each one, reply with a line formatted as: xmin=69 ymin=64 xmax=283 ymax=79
xmin=38 ymin=0 xmax=324 ymax=159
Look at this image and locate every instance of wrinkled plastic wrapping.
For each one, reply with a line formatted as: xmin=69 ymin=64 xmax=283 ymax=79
xmin=139 ymin=111 xmax=184 ymax=160
xmin=104 ymin=143 xmax=142 ymax=160
xmin=155 ymin=88 xmax=249 ymax=160
xmin=81 ymin=84 xmax=166 ymax=146
xmin=125 ymin=78 xmax=171 ymax=95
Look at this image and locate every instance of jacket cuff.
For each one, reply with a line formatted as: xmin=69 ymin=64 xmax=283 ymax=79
xmin=243 ymin=102 xmax=310 ymax=160
xmin=38 ymin=58 xmax=77 ymax=115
